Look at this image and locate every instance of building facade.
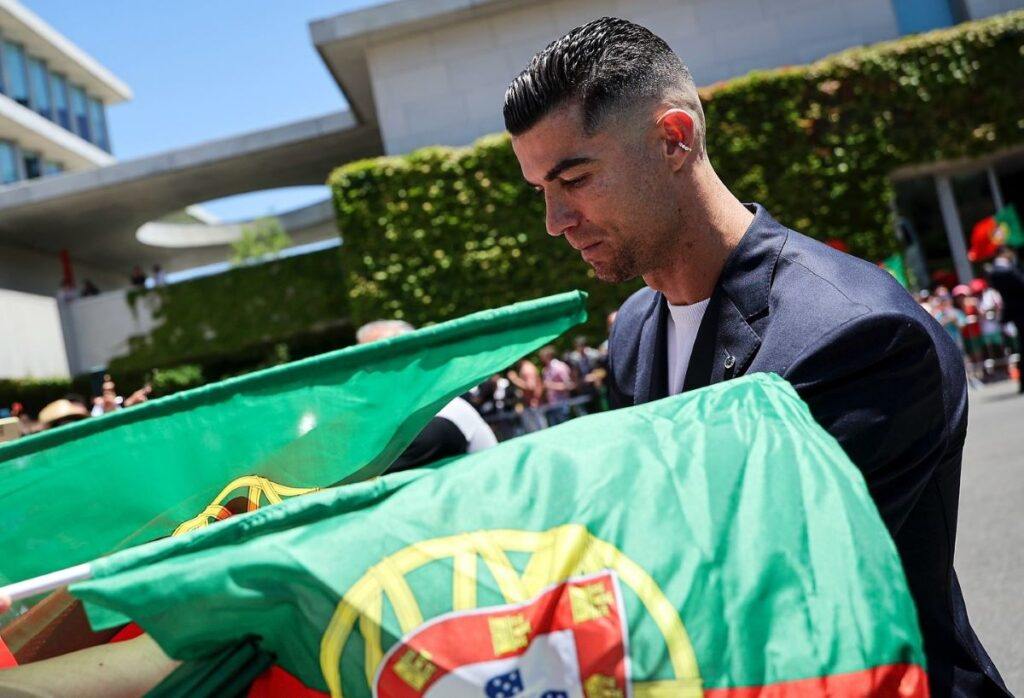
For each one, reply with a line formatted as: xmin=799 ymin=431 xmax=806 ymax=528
xmin=0 ymin=0 xmax=127 ymax=184
xmin=312 ymin=0 xmax=1024 ymax=289
xmin=3 ymin=0 xmax=1023 ymax=380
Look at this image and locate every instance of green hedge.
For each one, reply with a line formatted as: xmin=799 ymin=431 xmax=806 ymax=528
xmin=0 ymin=377 xmax=86 ymax=416
xmin=330 ymin=11 xmax=1024 ymax=334
xmin=110 ymin=247 xmax=353 ymax=375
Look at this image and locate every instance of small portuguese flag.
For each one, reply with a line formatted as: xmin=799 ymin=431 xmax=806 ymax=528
xmin=72 ymin=374 xmax=928 ymax=696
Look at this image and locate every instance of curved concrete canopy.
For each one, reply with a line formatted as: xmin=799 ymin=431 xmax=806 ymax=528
xmin=135 ymin=198 xmax=336 ymax=252
xmin=0 ymin=111 xmax=381 ymax=271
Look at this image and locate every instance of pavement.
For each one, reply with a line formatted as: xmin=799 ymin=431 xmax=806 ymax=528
xmin=955 ymin=379 xmax=1024 ymax=695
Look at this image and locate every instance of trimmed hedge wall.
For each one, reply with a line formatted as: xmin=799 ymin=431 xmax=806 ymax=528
xmin=109 ymin=247 xmax=353 ymax=375
xmin=330 ymin=11 xmax=1024 ymax=335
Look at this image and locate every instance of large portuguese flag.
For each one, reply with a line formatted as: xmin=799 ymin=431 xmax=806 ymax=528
xmin=72 ymin=373 xmax=928 ymax=696
xmin=0 ymin=291 xmax=586 ymax=590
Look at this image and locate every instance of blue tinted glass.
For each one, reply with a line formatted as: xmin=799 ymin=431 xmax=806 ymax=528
xmin=87 ymin=97 xmax=109 ymax=151
xmin=50 ymin=72 xmax=70 ymax=129
xmin=0 ymin=142 xmax=19 ymax=184
xmin=3 ymin=41 xmax=29 ymax=106
xmin=27 ymin=57 xmax=51 ymax=118
xmin=891 ymin=0 xmax=956 ymax=34
xmin=70 ymin=85 xmax=90 ymax=140
xmin=42 ymin=160 xmax=63 ymax=176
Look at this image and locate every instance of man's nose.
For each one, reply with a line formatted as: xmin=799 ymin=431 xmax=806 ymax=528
xmin=544 ymin=191 xmax=579 ymax=238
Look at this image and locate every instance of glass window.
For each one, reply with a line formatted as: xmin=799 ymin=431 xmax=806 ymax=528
xmin=2 ymin=41 xmax=29 ymax=107
xmin=50 ymin=72 xmax=70 ymax=129
xmin=27 ymin=57 xmax=51 ymax=119
xmin=42 ymin=159 xmax=63 ymax=176
xmin=87 ymin=97 xmax=109 ymax=151
xmin=890 ymin=0 xmax=964 ymax=35
xmin=69 ymin=84 xmax=90 ymax=140
xmin=0 ymin=141 xmax=20 ymax=184
xmin=22 ymin=151 xmax=40 ymax=179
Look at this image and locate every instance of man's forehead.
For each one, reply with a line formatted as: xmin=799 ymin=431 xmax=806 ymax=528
xmin=511 ymin=103 xmax=593 ymax=176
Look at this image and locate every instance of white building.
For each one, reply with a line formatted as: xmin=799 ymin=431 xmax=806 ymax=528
xmin=2 ymin=0 xmax=1022 ymax=379
xmin=0 ymin=0 xmax=130 ymax=378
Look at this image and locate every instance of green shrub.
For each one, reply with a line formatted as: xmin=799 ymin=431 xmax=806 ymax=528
xmin=0 ymin=377 xmax=78 ymax=416
xmin=330 ymin=11 xmax=1024 ymax=335
xmin=111 ymin=248 xmax=351 ymax=375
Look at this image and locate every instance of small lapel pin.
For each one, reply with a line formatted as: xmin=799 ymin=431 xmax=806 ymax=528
xmin=724 ymin=355 xmax=735 ymax=370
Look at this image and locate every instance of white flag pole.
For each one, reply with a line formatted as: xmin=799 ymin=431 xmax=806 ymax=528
xmin=0 ymin=563 xmax=93 ymax=604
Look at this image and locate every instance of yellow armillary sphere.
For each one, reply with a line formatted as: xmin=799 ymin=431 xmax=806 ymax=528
xmin=320 ymin=524 xmax=703 ymax=697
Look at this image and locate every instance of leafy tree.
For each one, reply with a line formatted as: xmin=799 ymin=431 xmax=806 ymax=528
xmin=230 ymin=217 xmax=292 ymax=265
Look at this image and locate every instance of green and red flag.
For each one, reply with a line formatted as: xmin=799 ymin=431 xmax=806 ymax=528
xmin=969 ymin=204 xmax=1024 ymax=261
xmin=0 ymin=291 xmax=586 ymax=590
xmin=72 ymin=373 xmax=928 ymax=697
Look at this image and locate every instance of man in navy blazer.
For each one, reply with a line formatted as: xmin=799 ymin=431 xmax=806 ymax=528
xmin=505 ymin=17 xmax=1008 ymax=697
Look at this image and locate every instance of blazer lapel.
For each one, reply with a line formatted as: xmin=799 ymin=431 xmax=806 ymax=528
xmin=683 ymin=203 xmax=785 ymax=391
xmin=634 ymin=295 xmax=669 ymax=403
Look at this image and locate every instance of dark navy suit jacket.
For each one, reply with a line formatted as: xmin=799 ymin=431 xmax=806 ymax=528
xmin=607 ymin=205 xmax=1008 ymax=697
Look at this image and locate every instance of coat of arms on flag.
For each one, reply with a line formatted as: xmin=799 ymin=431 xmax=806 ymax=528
xmin=374 ymin=570 xmax=629 ymax=697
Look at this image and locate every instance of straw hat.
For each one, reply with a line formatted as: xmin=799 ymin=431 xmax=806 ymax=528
xmin=38 ymin=399 xmax=89 ymax=429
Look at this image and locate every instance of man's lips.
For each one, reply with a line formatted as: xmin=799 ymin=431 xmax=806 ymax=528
xmin=567 ymin=236 xmax=601 ymax=251
xmin=579 ymin=241 xmax=603 ymax=261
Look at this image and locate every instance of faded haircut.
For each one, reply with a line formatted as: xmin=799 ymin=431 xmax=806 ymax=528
xmin=503 ymin=17 xmax=705 ymax=153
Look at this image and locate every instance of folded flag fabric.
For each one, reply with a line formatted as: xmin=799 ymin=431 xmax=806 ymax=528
xmin=969 ymin=204 xmax=1024 ymax=261
xmin=73 ymin=373 xmax=928 ymax=697
xmin=0 ymin=291 xmax=586 ymax=589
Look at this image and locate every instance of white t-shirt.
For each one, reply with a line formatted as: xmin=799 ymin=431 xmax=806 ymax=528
xmin=437 ymin=396 xmax=498 ymax=453
xmin=666 ymin=298 xmax=710 ymax=395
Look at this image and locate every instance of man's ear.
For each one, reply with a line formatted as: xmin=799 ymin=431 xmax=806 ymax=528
xmin=657 ymin=109 xmax=695 ymax=170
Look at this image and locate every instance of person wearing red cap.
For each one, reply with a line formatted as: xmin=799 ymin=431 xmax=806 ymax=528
xmin=988 ymin=248 xmax=1024 ymax=392
xmin=971 ymin=278 xmax=1006 ymax=370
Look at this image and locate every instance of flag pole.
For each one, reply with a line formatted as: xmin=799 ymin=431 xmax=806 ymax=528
xmin=0 ymin=563 xmax=93 ymax=604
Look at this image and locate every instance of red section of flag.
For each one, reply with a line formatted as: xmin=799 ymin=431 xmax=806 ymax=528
xmin=247 ymin=665 xmax=327 ymax=697
xmin=969 ymin=215 xmax=1000 ymax=262
xmin=704 ymin=663 xmax=929 ymax=697
xmin=0 ymin=635 xmax=17 ymax=669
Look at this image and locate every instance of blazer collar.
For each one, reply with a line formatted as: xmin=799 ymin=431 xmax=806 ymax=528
xmin=682 ymin=203 xmax=788 ymax=391
xmin=717 ymin=203 xmax=787 ymax=323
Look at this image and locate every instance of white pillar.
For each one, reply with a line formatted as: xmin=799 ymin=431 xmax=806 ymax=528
xmin=987 ymin=167 xmax=1005 ymax=211
xmin=935 ymin=175 xmax=974 ymax=284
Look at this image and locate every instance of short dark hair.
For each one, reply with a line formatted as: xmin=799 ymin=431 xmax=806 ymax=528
xmin=503 ymin=17 xmax=703 ymax=142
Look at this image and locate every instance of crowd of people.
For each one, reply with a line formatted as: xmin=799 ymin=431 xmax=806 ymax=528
xmin=0 ymin=375 xmax=151 ymax=440
xmin=919 ymin=247 xmax=1024 ymax=391
xmin=465 ymin=313 xmax=616 ymax=441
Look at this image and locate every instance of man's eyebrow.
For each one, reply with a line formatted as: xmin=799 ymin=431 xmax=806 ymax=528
xmin=544 ymin=157 xmax=593 ymax=181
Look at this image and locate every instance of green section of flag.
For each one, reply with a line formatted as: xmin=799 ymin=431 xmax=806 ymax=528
xmin=0 ymin=291 xmax=586 ymax=588
xmin=73 ymin=373 xmax=925 ymax=693
xmin=880 ymin=252 xmax=909 ymax=287
xmin=997 ymin=203 xmax=1024 ymax=247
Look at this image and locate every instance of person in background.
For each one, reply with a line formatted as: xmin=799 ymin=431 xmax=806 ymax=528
xmin=931 ymin=286 xmax=965 ymax=354
xmin=971 ymin=278 xmax=1005 ymax=368
xmin=952 ymin=285 xmax=984 ymax=380
xmin=356 ymin=320 xmax=497 ymax=471
xmin=988 ymin=247 xmax=1024 ymax=393
xmin=566 ymin=335 xmax=604 ymax=413
xmin=151 ymin=264 xmax=167 ymax=287
xmin=507 ymin=357 xmax=546 ymax=432
xmin=37 ymin=398 xmax=90 ymax=430
xmin=539 ymin=346 xmax=575 ymax=426
xmin=90 ymin=377 xmax=151 ymax=417
xmin=130 ymin=266 xmax=147 ymax=288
